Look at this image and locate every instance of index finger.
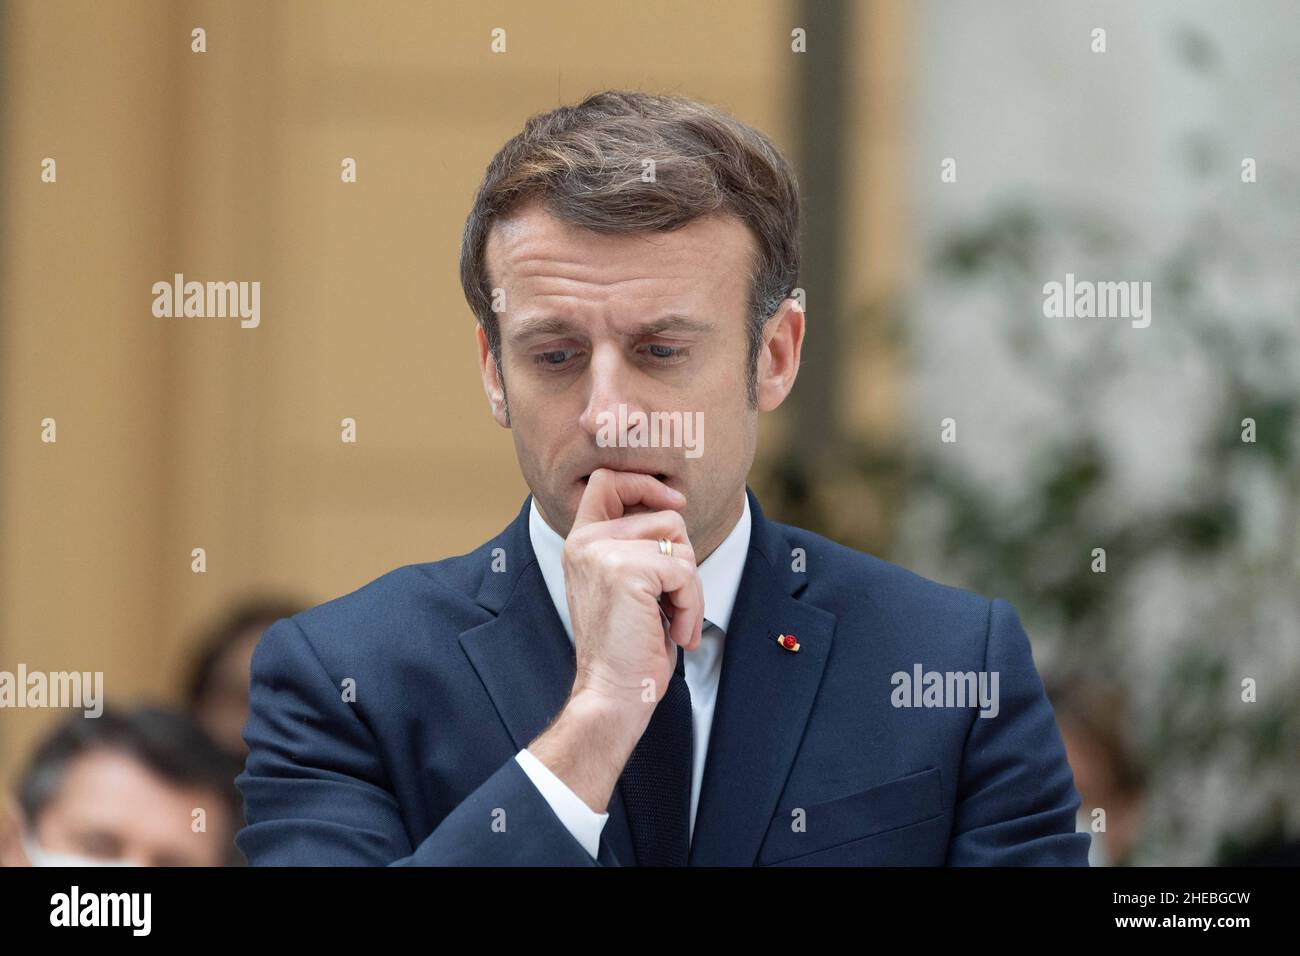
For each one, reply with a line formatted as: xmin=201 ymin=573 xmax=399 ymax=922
xmin=571 ymin=468 xmax=687 ymax=531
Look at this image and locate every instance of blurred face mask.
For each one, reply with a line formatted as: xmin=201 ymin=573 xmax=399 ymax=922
xmin=20 ymin=828 xmax=137 ymax=867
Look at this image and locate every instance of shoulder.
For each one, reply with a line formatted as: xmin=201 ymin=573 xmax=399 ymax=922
xmin=777 ymin=519 xmax=989 ymax=616
xmin=769 ymin=519 xmax=1000 ymax=660
xmin=271 ymin=537 xmax=508 ymax=668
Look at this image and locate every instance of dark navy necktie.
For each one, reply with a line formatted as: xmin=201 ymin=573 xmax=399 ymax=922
xmin=619 ymin=636 xmax=694 ymax=866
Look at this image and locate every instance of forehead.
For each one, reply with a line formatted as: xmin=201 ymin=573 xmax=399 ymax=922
xmin=42 ymin=749 xmax=222 ymax=845
xmin=484 ymin=201 xmax=755 ymax=328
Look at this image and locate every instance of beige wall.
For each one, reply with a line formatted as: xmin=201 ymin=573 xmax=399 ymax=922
xmin=0 ymin=0 xmax=906 ymax=786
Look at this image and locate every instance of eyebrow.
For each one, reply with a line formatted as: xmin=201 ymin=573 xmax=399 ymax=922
xmin=508 ymin=313 xmax=713 ymax=343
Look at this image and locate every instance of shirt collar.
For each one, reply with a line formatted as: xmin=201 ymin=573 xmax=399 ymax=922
xmin=528 ymin=489 xmax=751 ymax=642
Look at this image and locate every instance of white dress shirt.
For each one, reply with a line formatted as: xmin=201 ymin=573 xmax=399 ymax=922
xmin=515 ymin=489 xmax=751 ymax=859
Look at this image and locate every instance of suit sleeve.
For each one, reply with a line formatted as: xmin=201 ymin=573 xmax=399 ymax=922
xmin=235 ymin=617 xmax=621 ymax=866
xmin=945 ymin=599 xmax=1091 ymax=866
xmin=514 ymin=748 xmax=609 ymax=859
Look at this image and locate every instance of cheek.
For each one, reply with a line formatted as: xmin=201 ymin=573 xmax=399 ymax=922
xmin=510 ymin=410 xmax=569 ymax=475
xmin=695 ymin=386 xmax=744 ymax=446
xmin=696 ymin=347 xmax=747 ymax=401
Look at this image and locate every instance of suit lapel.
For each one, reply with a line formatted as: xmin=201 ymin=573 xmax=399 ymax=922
xmin=687 ymin=487 xmax=837 ymax=865
xmin=457 ymin=495 xmax=636 ymax=865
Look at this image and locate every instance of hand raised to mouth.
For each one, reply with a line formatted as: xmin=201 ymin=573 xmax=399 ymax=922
xmin=565 ymin=468 xmax=703 ymax=690
xmin=527 ymin=467 xmax=704 ymax=816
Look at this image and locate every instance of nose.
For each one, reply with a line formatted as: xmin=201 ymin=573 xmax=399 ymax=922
xmin=577 ymin=342 xmax=649 ymax=442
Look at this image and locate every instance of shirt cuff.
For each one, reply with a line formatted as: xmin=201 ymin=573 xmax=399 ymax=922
xmin=515 ymin=748 xmax=610 ymax=859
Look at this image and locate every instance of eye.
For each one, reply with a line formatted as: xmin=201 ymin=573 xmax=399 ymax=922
xmin=533 ymin=349 xmax=579 ymax=367
xmin=642 ymin=343 xmax=688 ymax=363
xmin=77 ymin=831 xmax=122 ymax=858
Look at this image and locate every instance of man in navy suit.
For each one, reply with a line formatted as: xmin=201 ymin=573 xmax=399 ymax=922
xmin=235 ymin=90 xmax=1089 ymax=866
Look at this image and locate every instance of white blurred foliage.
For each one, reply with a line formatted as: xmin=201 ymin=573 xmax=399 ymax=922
xmin=898 ymin=0 xmax=1300 ymax=864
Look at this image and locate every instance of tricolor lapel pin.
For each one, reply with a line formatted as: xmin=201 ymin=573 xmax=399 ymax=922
xmin=777 ymin=633 xmax=800 ymax=653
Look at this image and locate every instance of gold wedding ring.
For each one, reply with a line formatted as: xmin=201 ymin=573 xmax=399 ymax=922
xmin=658 ymin=537 xmax=673 ymax=558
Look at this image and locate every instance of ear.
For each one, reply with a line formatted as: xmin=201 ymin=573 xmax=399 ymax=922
xmin=475 ymin=323 xmax=510 ymax=428
xmin=755 ymin=298 xmax=805 ymax=412
xmin=0 ymin=796 xmax=32 ymax=866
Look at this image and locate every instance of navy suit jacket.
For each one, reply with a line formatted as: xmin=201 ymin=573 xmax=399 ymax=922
xmin=235 ymin=487 xmax=1090 ymax=866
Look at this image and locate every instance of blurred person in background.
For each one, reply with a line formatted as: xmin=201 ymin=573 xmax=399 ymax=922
xmin=1049 ymin=679 xmax=1148 ymax=866
xmin=0 ymin=705 xmax=243 ymax=867
xmin=186 ymin=598 xmax=307 ymax=764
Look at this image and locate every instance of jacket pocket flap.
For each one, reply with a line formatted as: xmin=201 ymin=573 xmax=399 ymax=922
xmin=758 ymin=767 xmax=944 ymax=864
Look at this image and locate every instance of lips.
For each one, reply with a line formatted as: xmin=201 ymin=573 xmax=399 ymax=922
xmin=579 ymin=470 xmax=669 ymax=485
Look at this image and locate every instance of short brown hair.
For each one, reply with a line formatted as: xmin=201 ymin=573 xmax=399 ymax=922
xmin=458 ymin=89 xmax=802 ymax=406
